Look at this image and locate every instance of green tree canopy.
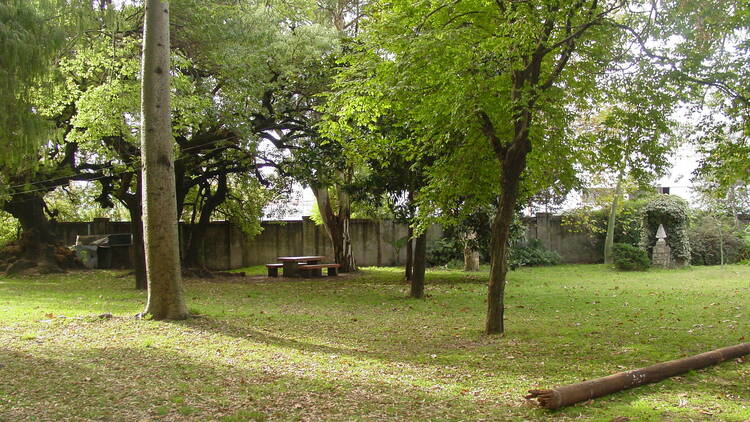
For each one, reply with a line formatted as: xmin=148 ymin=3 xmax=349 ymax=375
xmin=323 ymin=0 xmax=690 ymax=334
xmin=0 ymin=0 xmax=65 ymax=169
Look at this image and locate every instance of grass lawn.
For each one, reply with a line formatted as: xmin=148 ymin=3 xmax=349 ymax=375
xmin=1 ymin=264 xmax=749 ymax=421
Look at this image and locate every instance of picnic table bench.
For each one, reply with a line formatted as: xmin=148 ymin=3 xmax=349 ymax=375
xmin=265 ymin=263 xmax=283 ymax=277
xmin=298 ymin=263 xmax=340 ymax=277
xmin=267 ymin=256 xmax=339 ymax=278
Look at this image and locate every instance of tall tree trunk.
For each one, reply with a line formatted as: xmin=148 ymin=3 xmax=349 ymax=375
xmin=3 ymin=193 xmax=61 ymax=270
xmin=130 ymin=210 xmax=147 ymax=290
xmin=716 ymin=213 xmax=725 ymax=265
xmin=485 ymin=123 xmax=531 ymax=335
xmin=117 ymin=173 xmax=147 ymax=290
xmin=140 ymin=0 xmax=187 ymax=320
xmin=405 ymin=226 xmax=414 ymax=280
xmin=728 ymin=185 xmax=739 ymax=228
xmin=335 ymin=183 xmax=356 ymax=272
xmin=486 ymin=171 xmax=524 ymax=334
xmin=410 ymin=231 xmax=427 ymax=299
xmin=4 ymin=194 xmax=54 ymax=246
xmin=312 ymin=185 xmax=357 ymax=272
xmin=404 ymin=191 xmax=415 ymax=280
xmin=604 ymin=168 xmax=625 ymax=264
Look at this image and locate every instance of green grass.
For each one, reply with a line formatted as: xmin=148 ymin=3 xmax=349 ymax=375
xmin=230 ymin=265 xmax=268 ymax=276
xmin=0 ymin=265 xmax=749 ymax=421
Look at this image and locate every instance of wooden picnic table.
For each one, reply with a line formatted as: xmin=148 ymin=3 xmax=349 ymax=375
xmin=276 ymin=256 xmax=325 ymax=277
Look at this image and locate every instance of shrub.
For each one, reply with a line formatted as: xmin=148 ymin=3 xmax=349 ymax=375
xmin=640 ymin=195 xmax=691 ymax=266
xmin=688 ymin=214 xmax=747 ymax=265
xmin=509 ymin=239 xmax=562 ymax=269
xmin=561 ymin=198 xmax=648 ymax=253
xmin=613 ymin=243 xmax=650 ymax=271
xmin=427 ymin=213 xmax=525 ymax=267
xmin=426 ymin=238 xmax=463 ymax=267
xmin=0 ymin=212 xmax=19 ymax=247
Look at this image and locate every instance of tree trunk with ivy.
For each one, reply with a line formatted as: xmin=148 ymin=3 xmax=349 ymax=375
xmin=312 ymin=184 xmax=357 ymax=273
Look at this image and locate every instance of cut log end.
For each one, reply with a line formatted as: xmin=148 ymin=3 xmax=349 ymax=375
xmin=525 ymin=389 xmax=562 ymax=409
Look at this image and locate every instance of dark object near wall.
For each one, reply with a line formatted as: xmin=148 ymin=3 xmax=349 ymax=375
xmin=688 ymin=214 xmax=747 ymax=265
xmin=526 ymin=342 xmax=750 ymax=410
xmin=74 ymin=234 xmax=133 ymax=269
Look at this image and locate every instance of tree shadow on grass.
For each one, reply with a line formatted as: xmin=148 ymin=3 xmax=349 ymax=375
xmin=4 ymin=332 xmax=746 ymax=422
xmin=0 ymin=345 xmax=532 ymax=422
xmin=175 ymin=317 xmax=750 ymax=422
xmin=334 ymin=267 xmax=489 ymax=287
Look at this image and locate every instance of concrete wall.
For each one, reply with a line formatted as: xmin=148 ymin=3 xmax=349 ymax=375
xmin=53 ymin=214 xmax=600 ymax=269
xmin=54 ymin=218 xmax=443 ymax=270
xmin=234 ymin=218 xmax=442 ymax=268
xmin=523 ymin=213 xmax=602 ymax=263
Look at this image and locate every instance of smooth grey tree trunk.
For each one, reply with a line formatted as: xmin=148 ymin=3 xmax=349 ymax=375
xmin=405 ymin=226 xmax=413 ymax=280
xmin=604 ymin=169 xmax=624 ymax=265
xmin=140 ymin=0 xmax=187 ymax=320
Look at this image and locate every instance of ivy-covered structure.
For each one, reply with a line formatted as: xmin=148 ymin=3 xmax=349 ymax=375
xmin=640 ymin=195 xmax=691 ymax=267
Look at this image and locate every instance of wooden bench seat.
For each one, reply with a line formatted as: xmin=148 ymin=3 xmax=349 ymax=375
xmin=298 ymin=263 xmax=340 ymax=277
xmin=265 ymin=263 xmax=283 ymax=277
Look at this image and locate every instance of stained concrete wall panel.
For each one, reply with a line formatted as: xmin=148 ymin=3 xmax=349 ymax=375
xmin=286 ymin=222 xmax=304 ymax=257
xmin=356 ymin=220 xmax=378 ymax=267
xmin=204 ymin=223 xmax=229 ymax=270
xmin=301 ymin=218 xmax=317 ymax=256
xmin=229 ymin=224 xmax=244 ymax=269
xmin=525 ymin=214 xmax=600 ymax=264
xmin=393 ymin=222 xmax=410 ymax=265
xmin=350 ymin=220 xmax=366 ymax=266
xmin=245 ymin=223 xmax=281 ymax=265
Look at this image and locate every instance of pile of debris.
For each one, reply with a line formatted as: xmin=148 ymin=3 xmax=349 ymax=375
xmin=0 ymin=231 xmax=83 ymax=276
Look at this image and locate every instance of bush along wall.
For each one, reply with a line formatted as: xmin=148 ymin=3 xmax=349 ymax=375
xmin=688 ymin=213 xmax=749 ymax=265
xmin=508 ymin=239 xmax=562 ymax=269
xmin=613 ymin=243 xmax=650 ymax=271
xmin=640 ymin=195 xmax=691 ymax=267
xmin=561 ymin=198 xmax=649 ymax=254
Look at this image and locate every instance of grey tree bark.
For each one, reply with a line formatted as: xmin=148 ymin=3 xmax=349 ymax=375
xmin=604 ymin=168 xmax=625 ymax=265
xmin=312 ymin=184 xmax=357 ymax=272
xmin=140 ymin=0 xmax=187 ymax=320
xmin=405 ymin=226 xmax=414 ymax=281
xmin=410 ymin=232 xmax=427 ymax=299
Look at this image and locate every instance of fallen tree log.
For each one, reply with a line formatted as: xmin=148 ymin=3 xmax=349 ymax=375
xmin=526 ymin=342 xmax=750 ymax=410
